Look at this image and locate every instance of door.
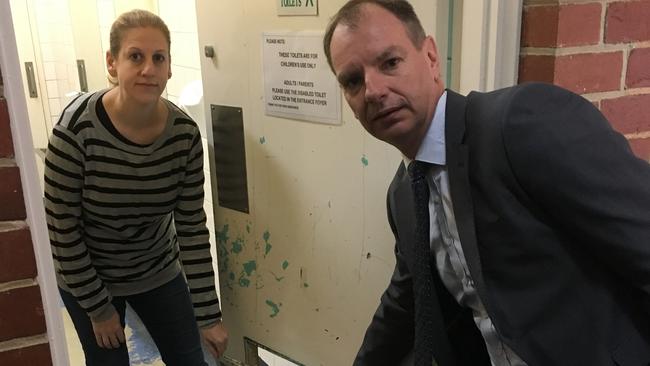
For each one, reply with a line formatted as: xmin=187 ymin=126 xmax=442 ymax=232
xmin=195 ymin=0 xmax=521 ymax=365
xmin=196 ymin=1 xmax=445 ymax=365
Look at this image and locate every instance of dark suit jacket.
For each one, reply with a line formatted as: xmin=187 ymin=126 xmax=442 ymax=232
xmin=354 ymin=83 xmax=650 ymax=366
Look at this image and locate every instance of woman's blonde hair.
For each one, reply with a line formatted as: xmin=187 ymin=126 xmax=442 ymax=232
xmin=109 ymin=9 xmax=171 ymax=57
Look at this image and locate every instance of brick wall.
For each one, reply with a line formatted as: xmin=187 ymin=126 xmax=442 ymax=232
xmin=519 ymin=0 xmax=650 ymax=161
xmin=0 ymin=65 xmax=53 ymax=364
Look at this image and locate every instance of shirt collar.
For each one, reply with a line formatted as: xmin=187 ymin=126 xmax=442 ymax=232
xmin=403 ymin=91 xmax=447 ymax=167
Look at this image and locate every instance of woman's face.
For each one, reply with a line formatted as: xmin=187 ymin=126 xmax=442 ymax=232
xmin=106 ymin=26 xmax=171 ymax=105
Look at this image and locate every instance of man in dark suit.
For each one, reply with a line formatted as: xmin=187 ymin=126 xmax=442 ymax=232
xmin=323 ymin=1 xmax=650 ymax=365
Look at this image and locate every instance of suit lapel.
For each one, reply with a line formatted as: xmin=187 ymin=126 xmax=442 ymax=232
xmin=444 ymin=90 xmax=487 ymax=297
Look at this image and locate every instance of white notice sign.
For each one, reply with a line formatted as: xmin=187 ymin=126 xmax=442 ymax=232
xmin=262 ymin=32 xmax=341 ymax=125
xmin=277 ymin=0 xmax=318 ymax=16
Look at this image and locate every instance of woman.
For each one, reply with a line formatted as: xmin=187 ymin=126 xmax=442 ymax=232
xmin=44 ymin=9 xmax=227 ymax=365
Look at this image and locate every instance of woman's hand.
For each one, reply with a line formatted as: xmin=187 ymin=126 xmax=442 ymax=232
xmin=201 ymin=321 xmax=229 ymax=359
xmin=91 ymin=311 xmax=126 ymax=348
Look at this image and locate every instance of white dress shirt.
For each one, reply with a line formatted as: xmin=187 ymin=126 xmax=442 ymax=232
xmin=405 ymin=92 xmax=527 ymax=366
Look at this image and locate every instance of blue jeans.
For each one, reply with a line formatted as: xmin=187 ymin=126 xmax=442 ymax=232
xmin=60 ymin=273 xmax=208 ymax=366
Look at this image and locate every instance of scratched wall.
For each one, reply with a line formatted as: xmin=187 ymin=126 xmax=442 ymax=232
xmin=195 ymin=1 xmax=439 ymax=365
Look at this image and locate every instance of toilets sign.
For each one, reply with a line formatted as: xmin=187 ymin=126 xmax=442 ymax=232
xmin=262 ymin=31 xmax=341 ymax=125
xmin=277 ymin=0 xmax=318 ymax=16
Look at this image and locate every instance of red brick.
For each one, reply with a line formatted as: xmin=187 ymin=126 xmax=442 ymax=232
xmin=554 ymin=52 xmax=623 ymax=94
xmin=628 ymin=137 xmax=650 ymax=161
xmin=557 ymin=3 xmax=602 ymax=47
xmin=0 ymin=228 xmax=37 ymax=283
xmin=518 ymin=55 xmax=555 ymax=84
xmin=0 ymin=343 xmax=52 ymax=366
xmin=601 ymin=94 xmax=650 ymax=134
xmin=605 ymin=0 xmax=650 ymax=43
xmin=0 ymin=166 xmax=26 ymax=221
xmin=521 ymin=5 xmax=560 ymax=47
xmin=0 ymin=285 xmax=46 ymax=342
xmin=626 ymin=47 xmax=650 ymax=88
xmin=0 ymin=99 xmax=14 ymax=158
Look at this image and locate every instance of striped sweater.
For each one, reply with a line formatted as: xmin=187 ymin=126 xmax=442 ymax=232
xmin=44 ymin=90 xmax=221 ymax=327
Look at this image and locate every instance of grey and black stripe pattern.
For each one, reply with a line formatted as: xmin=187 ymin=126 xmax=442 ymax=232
xmin=45 ymin=90 xmax=221 ymax=327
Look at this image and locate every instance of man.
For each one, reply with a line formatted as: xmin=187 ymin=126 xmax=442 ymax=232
xmin=324 ymin=1 xmax=650 ymax=365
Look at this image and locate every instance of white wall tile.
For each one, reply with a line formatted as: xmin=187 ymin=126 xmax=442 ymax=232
xmin=166 ymin=65 xmax=200 ymax=97
xmin=96 ymin=0 xmax=116 ymax=28
xmin=170 ymin=31 xmax=200 ymax=69
xmin=46 ymin=80 xmax=59 ymax=96
xmin=40 ymin=43 xmax=56 ymax=63
xmin=158 ymin=0 xmax=197 ymax=33
xmin=54 ymin=62 xmax=68 ymax=81
xmin=43 ymin=62 xmax=57 ymax=80
xmin=48 ymin=97 xmax=61 ymax=116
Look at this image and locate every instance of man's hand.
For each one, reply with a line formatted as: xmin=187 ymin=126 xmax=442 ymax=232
xmin=91 ymin=311 xmax=125 ymax=348
xmin=201 ymin=321 xmax=229 ymax=359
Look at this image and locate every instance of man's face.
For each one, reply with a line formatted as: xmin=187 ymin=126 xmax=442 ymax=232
xmin=329 ymin=4 xmax=443 ymax=157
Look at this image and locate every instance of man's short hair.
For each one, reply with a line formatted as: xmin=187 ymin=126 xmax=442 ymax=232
xmin=323 ymin=0 xmax=426 ymax=73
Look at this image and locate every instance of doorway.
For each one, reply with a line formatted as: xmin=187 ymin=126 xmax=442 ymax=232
xmin=8 ymin=0 xmax=216 ymax=365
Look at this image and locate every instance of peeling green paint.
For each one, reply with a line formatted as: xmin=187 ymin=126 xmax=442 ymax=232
xmin=282 ymin=260 xmax=289 ymax=270
xmin=263 ymin=230 xmax=272 ymax=257
xmin=218 ymin=256 xmax=229 ymax=273
xmin=270 ymin=271 xmax=284 ymax=282
xmin=243 ymin=260 xmax=257 ymax=276
xmin=303 ymin=283 xmax=309 ymax=288
xmin=361 ymin=155 xmax=369 ymax=166
xmin=216 ymin=224 xmax=230 ymax=244
xmin=239 ymin=277 xmax=251 ymax=287
xmin=265 ymin=300 xmax=280 ymax=318
xmin=260 ymin=136 xmax=266 ymax=144
xmin=228 ymin=272 xmax=235 ymax=281
xmin=231 ymin=238 xmax=243 ymax=254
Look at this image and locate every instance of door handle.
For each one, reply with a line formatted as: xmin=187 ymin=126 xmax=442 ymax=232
xmin=24 ymin=62 xmax=38 ymax=98
xmin=77 ymin=59 xmax=88 ymax=92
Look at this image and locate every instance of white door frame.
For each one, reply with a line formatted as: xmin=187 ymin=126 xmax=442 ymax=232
xmin=0 ymin=1 xmax=69 ymax=365
xmin=459 ymin=0 xmax=523 ymax=93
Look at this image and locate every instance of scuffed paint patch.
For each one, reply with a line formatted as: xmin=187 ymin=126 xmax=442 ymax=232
xmin=361 ymin=155 xmax=369 ymax=166
xmin=282 ymin=260 xmax=289 ymax=270
xmin=217 ymin=241 xmax=230 ymax=274
xmin=260 ymin=136 xmax=266 ymax=144
xmin=303 ymin=283 xmax=309 ymax=288
xmin=243 ymin=260 xmax=257 ymax=276
xmin=231 ymin=238 xmax=243 ymax=254
xmin=263 ymin=230 xmax=272 ymax=257
xmin=239 ymin=276 xmax=251 ymax=287
xmin=269 ymin=271 xmax=284 ymax=282
xmin=216 ymin=224 xmax=231 ymax=274
xmin=216 ymin=224 xmax=230 ymax=244
xmin=265 ymin=300 xmax=281 ymax=318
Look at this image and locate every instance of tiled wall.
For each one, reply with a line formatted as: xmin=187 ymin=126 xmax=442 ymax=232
xmin=33 ymin=0 xmax=80 ymax=126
